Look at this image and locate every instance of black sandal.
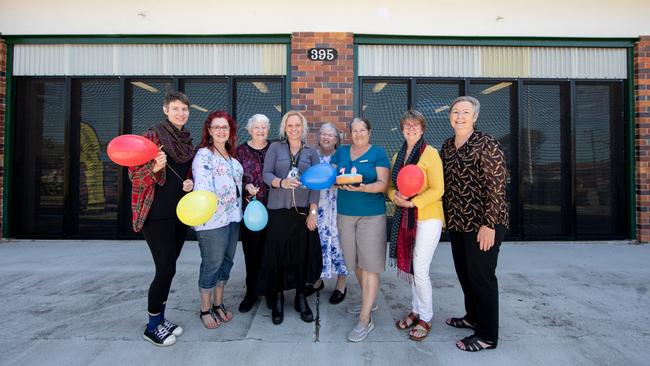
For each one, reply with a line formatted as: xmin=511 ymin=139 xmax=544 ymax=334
xmin=456 ymin=335 xmax=496 ymax=352
xmin=212 ymin=304 xmax=233 ymax=322
xmin=445 ymin=317 xmax=476 ymax=329
xmin=199 ymin=309 xmax=220 ymax=329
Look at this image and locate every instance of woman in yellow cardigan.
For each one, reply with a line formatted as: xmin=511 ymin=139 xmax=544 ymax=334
xmin=387 ymin=109 xmax=444 ymax=341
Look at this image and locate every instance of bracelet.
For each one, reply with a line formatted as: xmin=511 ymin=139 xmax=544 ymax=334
xmin=278 ymin=179 xmax=284 ymax=188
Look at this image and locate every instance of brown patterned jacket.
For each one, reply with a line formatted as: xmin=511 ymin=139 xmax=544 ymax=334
xmin=441 ymin=130 xmax=509 ymax=232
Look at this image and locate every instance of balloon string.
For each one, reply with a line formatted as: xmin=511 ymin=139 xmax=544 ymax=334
xmin=158 ymin=144 xmax=184 ymax=182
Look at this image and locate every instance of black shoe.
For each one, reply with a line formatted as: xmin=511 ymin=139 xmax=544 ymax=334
xmin=143 ymin=324 xmax=176 ymax=346
xmin=304 ymin=280 xmax=324 ymax=297
xmin=329 ymin=287 xmax=347 ymax=304
xmin=272 ymin=292 xmax=284 ymax=325
xmin=266 ymin=295 xmax=273 ymax=310
xmin=294 ymin=293 xmax=314 ymax=323
xmin=239 ymin=294 xmax=257 ymax=313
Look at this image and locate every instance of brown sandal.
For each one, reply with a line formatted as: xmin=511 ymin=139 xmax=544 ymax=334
xmin=395 ymin=312 xmax=419 ymax=330
xmin=409 ymin=320 xmax=431 ymax=341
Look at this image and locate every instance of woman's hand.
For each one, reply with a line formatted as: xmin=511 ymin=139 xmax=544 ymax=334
xmin=245 ymin=184 xmax=259 ymax=196
xmin=477 ymin=225 xmax=496 ymax=251
xmin=341 ymin=183 xmax=365 ymax=192
xmin=152 ymin=151 xmax=167 ymax=173
xmin=182 ymin=179 xmax=194 ymax=192
xmin=281 ymin=177 xmax=301 ymax=189
xmin=393 ymin=191 xmax=412 ymax=208
xmin=306 ymin=211 xmax=317 ymax=231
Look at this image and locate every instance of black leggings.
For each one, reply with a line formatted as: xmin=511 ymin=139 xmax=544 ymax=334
xmin=448 ymin=225 xmax=506 ymax=343
xmin=241 ymin=225 xmax=266 ymax=298
xmin=142 ymin=218 xmax=188 ymax=314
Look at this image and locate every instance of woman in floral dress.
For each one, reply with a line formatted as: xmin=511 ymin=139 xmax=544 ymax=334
xmin=305 ymin=123 xmax=348 ymax=304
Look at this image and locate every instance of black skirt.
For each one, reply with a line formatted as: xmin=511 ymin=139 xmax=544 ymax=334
xmin=256 ymin=208 xmax=323 ymax=295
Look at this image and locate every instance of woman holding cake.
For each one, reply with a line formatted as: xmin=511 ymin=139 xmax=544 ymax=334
xmin=258 ymin=110 xmax=323 ymax=325
xmin=387 ymin=110 xmax=444 ymax=341
xmin=304 ymin=123 xmax=349 ymax=304
xmin=331 ymin=117 xmax=390 ymax=342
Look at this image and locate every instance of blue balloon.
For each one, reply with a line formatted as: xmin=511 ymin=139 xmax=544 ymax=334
xmin=244 ymin=199 xmax=268 ymax=232
xmin=301 ymin=163 xmax=336 ymax=190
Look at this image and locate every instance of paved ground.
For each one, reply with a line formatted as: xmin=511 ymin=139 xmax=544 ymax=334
xmin=0 ymin=239 xmax=648 ymax=366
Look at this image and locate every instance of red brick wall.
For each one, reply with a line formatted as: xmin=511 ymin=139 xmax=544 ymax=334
xmin=290 ymin=32 xmax=354 ymax=145
xmin=635 ymin=36 xmax=650 ymax=243
xmin=0 ymin=38 xmax=5 ymax=239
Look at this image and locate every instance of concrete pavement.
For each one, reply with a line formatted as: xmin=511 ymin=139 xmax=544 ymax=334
xmin=0 ymin=240 xmax=648 ymax=366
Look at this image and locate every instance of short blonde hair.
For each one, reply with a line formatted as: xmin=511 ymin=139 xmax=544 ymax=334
xmin=279 ymin=110 xmax=309 ymax=140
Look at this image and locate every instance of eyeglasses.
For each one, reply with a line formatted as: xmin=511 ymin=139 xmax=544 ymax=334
xmin=320 ymin=133 xmax=337 ymax=138
xmin=210 ymin=126 xmax=230 ymax=131
xmin=403 ymin=124 xmax=421 ymax=130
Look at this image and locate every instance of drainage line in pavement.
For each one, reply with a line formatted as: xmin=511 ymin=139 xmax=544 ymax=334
xmin=314 ymin=290 xmax=321 ymax=342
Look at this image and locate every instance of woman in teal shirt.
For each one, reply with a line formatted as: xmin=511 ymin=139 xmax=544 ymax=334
xmin=331 ymin=117 xmax=390 ymax=342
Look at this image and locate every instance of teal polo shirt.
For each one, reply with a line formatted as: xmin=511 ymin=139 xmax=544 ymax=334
xmin=331 ymin=145 xmax=390 ymax=216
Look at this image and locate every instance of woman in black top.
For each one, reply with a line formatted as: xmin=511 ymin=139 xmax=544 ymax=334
xmin=440 ymin=96 xmax=509 ymax=352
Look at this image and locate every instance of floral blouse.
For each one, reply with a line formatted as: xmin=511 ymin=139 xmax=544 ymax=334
xmin=441 ymin=130 xmax=509 ymax=232
xmin=192 ymin=147 xmax=243 ymax=231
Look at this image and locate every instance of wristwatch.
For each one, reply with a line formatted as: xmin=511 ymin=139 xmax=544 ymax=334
xmin=310 ymin=209 xmax=317 ymax=215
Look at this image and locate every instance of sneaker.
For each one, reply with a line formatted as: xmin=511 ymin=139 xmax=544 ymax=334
xmin=161 ymin=318 xmax=183 ymax=337
xmin=347 ymin=317 xmax=375 ymax=342
xmin=143 ymin=324 xmax=176 ymax=347
xmin=346 ymin=301 xmax=379 ymax=315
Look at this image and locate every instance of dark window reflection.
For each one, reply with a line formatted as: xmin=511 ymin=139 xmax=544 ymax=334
xmin=415 ymin=82 xmax=460 ymax=150
xmin=129 ymin=80 xmax=172 ymax=135
xmin=182 ymin=80 xmax=228 ymax=141
xmin=235 ymin=80 xmax=283 ymax=144
xmin=75 ymin=79 xmax=121 ymax=237
xmin=361 ymin=81 xmax=408 ymax=158
xmin=575 ymin=83 xmax=624 ymax=237
xmin=521 ymin=83 xmax=566 ymax=237
xmin=13 ymin=79 xmax=66 ymax=236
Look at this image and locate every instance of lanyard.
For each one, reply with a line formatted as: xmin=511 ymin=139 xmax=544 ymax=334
xmin=214 ymin=147 xmax=241 ymax=198
xmin=287 ymin=141 xmax=303 ymax=168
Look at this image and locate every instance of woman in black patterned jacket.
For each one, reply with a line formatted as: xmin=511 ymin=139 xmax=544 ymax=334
xmin=440 ymin=96 xmax=509 ymax=352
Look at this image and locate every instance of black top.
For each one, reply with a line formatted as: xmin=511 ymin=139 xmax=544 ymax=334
xmin=147 ymin=156 xmax=192 ymax=221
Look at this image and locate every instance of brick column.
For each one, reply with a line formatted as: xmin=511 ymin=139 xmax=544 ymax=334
xmin=290 ymin=32 xmax=354 ymax=145
xmin=635 ymin=36 xmax=650 ymax=243
xmin=0 ymin=38 xmax=5 ymax=239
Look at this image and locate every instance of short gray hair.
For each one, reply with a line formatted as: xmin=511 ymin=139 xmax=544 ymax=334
xmin=246 ymin=114 xmax=270 ymax=133
xmin=279 ymin=110 xmax=309 ymax=140
xmin=449 ymin=96 xmax=481 ymax=116
xmin=318 ymin=123 xmax=341 ymax=149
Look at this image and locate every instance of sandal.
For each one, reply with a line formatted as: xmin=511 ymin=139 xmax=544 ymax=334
xmin=445 ymin=316 xmax=476 ymax=329
xmin=456 ymin=335 xmax=497 ymax=352
xmin=199 ymin=309 xmax=220 ymax=329
xmin=395 ymin=312 xmax=419 ymax=330
xmin=408 ymin=320 xmax=431 ymax=341
xmin=212 ymin=304 xmax=233 ymax=322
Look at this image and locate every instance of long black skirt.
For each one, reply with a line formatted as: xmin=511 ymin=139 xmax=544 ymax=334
xmin=255 ymin=208 xmax=323 ymax=295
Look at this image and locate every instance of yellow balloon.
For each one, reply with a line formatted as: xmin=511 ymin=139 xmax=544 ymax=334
xmin=176 ymin=190 xmax=219 ymax=226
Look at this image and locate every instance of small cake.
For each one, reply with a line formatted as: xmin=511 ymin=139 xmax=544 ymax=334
xmin=336 ymin=173 xmax=363 ymax=185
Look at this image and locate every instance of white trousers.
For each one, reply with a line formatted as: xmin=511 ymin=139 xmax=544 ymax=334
xmin=410 ymin=218 xmax=443 ymax=322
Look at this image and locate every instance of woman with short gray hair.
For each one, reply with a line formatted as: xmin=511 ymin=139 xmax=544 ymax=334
xmin=441 ymin=95 xmax=509 ymax=352
xmin=304 ymin=123 xmax=349 ymax=304
xmin=236 ymin=113 xmax=271 ymax=313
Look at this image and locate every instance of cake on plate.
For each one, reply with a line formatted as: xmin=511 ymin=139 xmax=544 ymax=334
xmin=336 ymin=173 xmax=363 ymax=185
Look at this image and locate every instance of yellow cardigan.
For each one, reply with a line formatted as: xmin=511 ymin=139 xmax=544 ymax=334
xmin=387 ymin=145 xmax=445 ymax=223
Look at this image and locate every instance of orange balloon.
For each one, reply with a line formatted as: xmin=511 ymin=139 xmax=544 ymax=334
xmin=397 ymin=164 xmax=424 ymax=197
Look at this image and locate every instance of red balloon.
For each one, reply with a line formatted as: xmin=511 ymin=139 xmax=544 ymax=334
xmin=397 ymin=164 xmax=424 ymax=197
xmin=107 ymin=134 xmax=159 ymax=167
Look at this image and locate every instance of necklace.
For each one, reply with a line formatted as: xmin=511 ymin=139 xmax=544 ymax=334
xmin=214 ymin=146 xmax=240 ymax=198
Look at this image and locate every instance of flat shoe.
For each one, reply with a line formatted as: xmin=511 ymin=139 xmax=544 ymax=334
xmin=304 ymin=281 xmax=324 ymax=297
xmin=329 ymin=287 xmax=347 ymax=304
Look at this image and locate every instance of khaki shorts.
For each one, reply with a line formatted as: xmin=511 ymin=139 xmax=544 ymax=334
xmin=337 ymin=214 xmax=387 ymax=273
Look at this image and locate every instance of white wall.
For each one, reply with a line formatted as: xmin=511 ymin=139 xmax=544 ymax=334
xmin=1 ymin=0 xmax=649 ymax=38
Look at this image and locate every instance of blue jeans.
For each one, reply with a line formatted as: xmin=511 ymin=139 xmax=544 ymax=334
xmin=196 ymin=222 xmax=240 ymax=292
